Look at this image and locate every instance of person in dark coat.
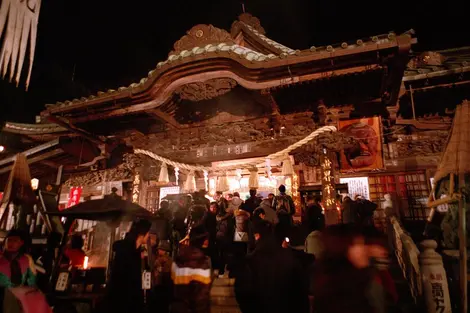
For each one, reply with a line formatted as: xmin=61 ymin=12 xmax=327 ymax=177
xmin=235 ymin=220 xmax=309 ymax=313
xmin=105 ymin=219 xmax=151 ymax=313
xmin=341 ymin=196 xmax=358 ymax=225
xmin=311 ymin=224 xmax=385 ymax=313
xmin=304 ymin=195 xmax=323 ymax=231
xmin=244 ymin=189 xmax=261 ymax=216
xmin=171 ymin=224 xmax=212 ymax=313
xmin=205 ymin=202 xmax=219 ymax=269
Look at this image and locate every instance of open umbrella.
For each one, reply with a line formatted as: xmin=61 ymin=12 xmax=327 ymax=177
xmin=46 ymin=197 xmax=153 ymax=221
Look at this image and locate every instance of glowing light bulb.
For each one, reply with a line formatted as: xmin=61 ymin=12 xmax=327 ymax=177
xmin=0 ymin=146 xmax=4 ymax=152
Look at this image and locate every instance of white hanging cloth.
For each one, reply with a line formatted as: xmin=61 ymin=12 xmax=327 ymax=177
xmin=0 ymin=0 xmax=41 ymax=89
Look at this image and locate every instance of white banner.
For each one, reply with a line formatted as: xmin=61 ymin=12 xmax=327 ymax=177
xmin=340 ymin=177 xmax=370 ymax=200
xmin=159 ymin=186 xmax=180 ymax=203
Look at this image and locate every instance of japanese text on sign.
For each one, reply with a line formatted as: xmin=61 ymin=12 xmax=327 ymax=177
xmin=431 ymin=282 xmax=445 ymax=313
xmin=66 ymin=187 xmax=83 ymax=209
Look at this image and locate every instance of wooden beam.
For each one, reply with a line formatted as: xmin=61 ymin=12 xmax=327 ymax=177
xmin=146 ymin=109 xmax=181 ymax=129
xmin=403 ymin=65 xmax=470 ymax=82
xmin=0 ymin=149 xmax=64 ymax=174
xmin=0 ymin=139 xmax=59 ymax=167
xmin=395 ymin=118 xmax=451 ymax=130
xmin=47 ymin=116 xmax=105 ymax=145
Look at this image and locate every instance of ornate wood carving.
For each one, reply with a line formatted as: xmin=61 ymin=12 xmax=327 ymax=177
xmin=169 ymin=24 xmax=235 ymax=56
xmin=395 ymin=136 xmax=448 ymax=158
xmin=293 ymin=132 xmax=354 ymax=167
xmin=64 ymin=154 xmax=146 ymax=187
xmin=231 ymin=13 xmax=266 ymax=36
xmin=407 ymin=51 xmax=446 ymax=69
xmin=176 ymin=78 xmax=237 ymax=101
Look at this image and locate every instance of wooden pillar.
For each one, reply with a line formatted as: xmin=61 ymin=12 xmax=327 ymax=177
xmin=320 ymin=149 xmax=338 ymax=225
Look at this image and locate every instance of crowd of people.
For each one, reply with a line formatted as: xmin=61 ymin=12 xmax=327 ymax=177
xmin=0 ymin=185 xmax=397 ymax=313
xmin=104 ymin=185 xmax=399 ymax=313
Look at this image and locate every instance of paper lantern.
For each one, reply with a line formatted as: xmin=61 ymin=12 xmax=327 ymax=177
xmin=30 ymin=178 xmax=39 ymax=190
xmin=158 ymin=163 xmax=169 ymax=183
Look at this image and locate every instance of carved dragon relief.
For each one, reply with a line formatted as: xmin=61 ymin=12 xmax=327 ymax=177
xmin=175 ymin=78 xmax=237 ymax=102
xmin=231 ymin=13 xmax=266 ymax=37
xmin=169 ymin=24 xmax=235 ymax=56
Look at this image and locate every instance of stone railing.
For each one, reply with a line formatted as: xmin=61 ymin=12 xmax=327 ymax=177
xmin=388 ymin=216 xmax=452 ymax=313
xmin=388 ymin=216 xmax=423 ymax=304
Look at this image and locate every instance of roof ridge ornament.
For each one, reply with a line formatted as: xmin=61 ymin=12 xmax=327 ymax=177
xmin=231 ymin=13 xmax=266 ymax=36
xmin=169 ymin=24 xmax=235 ymax=57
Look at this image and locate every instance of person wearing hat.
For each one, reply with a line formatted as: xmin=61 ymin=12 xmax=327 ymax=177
xmin=171 ymin=224 xmax=211 ymax=313
xmin=150 ymin=240 xmax=173 ymax=313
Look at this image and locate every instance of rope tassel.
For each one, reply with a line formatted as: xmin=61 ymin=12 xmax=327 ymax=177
xmin=281 ymin=156 xmax=294 ymax=176
xmin=249 ymin=168 xmax=259 ymax=189
xmin=158 ymin=162 xmax=169 ymax=183
xmin=184 ymin=170 xmax=196 ymax=193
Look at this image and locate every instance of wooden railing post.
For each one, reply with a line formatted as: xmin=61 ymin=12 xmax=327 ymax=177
xmin=419 ymin=240 xmax=452 ymax=313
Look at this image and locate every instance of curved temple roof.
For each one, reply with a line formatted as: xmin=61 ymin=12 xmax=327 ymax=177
xmin=3 ymin=122 xmax=66 ymax=135
xmin=2 ymin=14 xmax=416 ymax=136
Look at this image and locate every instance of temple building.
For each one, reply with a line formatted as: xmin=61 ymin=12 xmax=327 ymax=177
xmin=0 ymin=14 xmax=469 ymax=226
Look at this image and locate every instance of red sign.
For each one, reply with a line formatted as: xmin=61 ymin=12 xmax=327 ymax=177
xmin=66 ymin=187 xmax=83 ymax=209
xmin=0 ymin=192 xmax=3 ymax=202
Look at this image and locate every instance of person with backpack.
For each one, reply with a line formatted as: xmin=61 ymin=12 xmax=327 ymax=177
xmin=274 ymin=185 xmax=296 ymax=216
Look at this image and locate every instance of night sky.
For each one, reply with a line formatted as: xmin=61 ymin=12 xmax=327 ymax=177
xmin=0 ymin=0 xmax=468 ymax=124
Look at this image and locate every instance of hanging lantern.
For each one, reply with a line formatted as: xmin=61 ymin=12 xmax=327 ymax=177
xmin=248 ymin=168 xmax=259 ymax=189
xmin=159 ymin=163 xmax=169 ymax=183
xmin=203 ymin=170 xmax=209 ymax=191
xmin=281 ymin=155 xmax=294 ymax=176
xmin=184 ymin=170 xmax=196 ymax=193
xmin=216 ymin=173 xmax=229 ymax=192
xmin=174 ymin=167 xmax=179 ymax=185
xmin=30 ymin=178 xmax=39 ymax=191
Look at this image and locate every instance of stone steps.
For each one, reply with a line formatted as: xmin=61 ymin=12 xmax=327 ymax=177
xmin=211 ymin=276 xmax=240 ymax=313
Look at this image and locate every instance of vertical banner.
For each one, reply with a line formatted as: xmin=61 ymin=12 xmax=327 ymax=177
xmin=321 ymin=151 xmax=338 ymax=225
xmin=339 ymin=117 xmax=383 ymax=171
xmin=66 ymin=187 xmax=83 ymax=209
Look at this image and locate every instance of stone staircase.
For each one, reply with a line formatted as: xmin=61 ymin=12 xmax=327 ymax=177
xmin=210 ymin=276 xmax=241 ymax=313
